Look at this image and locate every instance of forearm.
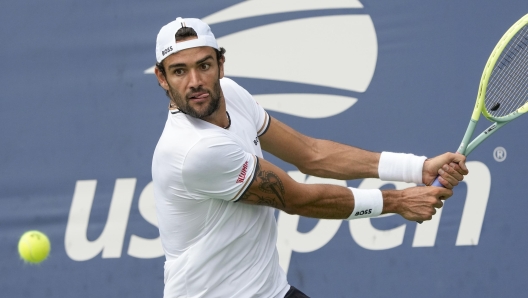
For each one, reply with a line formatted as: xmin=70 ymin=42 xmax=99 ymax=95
xmin=287 ymin=184 xmax=355 ymax=219
xmin=287 ymin=183 xmax=387 ymax=220
xmin=295 ymin=187 xmax=406 ymax=219
xmin=291 ymin=185 xmax=450 ymax=223
xmin=260 ymin=116 xmax=454 ymax=185
xmin=298 ymin=139 xmax=380 ymax=180
xmin=260 ymin=118 xmax=380 ymax=180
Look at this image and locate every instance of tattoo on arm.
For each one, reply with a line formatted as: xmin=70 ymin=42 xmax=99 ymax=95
xmin=240 ymin=162 xmax=286 ymax=208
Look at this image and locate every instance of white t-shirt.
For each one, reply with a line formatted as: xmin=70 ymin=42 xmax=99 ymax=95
xmin=152 ymin=78 xmax=290 ymax=298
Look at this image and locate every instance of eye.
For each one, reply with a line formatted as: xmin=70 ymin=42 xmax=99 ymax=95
xmin=200 ymin=63 xmax=211 ymax=71
xmin=174 ymin=68 xmax=185 ymax=75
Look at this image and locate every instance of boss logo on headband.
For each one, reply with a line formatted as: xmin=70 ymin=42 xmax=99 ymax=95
xmin=162 ymin=46 xmax=173 ymax=56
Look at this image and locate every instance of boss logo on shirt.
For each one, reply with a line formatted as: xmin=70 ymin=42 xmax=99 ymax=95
xmin=236 ymin=161 xmax=249 ymax=183
xmin=354 ymin=209 xmax=372 ymax=216
xmin=253 ymin=136 xmax=259 ymax=146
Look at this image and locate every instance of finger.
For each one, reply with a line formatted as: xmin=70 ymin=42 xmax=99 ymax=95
xmin=448 ymin=163 xmax=464 ymax=179
xmin=434 ymin=187 xmax=453 ymax=200
xmin=436 ymin=172 xmax=454 ymax=189
xmin=450 ymin=153 xmax=469 ymax=173
xmin=450 ymin=162 xmax=468 ymax=178
xmin=438 ymin=164 xmax=461 ymax=187
xmin=415 ymin=214 xmax=433 ymax=222
xmin=449 ymin=163 xmax=468 ymax=181
xmin=433 ymin=200 xmax=444 ymax=209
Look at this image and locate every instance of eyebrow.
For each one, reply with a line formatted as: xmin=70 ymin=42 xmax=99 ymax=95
xmin=167 ymin=55 xmax=214 ymax=70
xmin=196 ymin=55 xmax=214 ymax=65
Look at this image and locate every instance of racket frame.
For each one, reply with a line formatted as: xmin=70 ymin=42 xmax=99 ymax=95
xmin=457 ymin=13 xmax=528 ymax=157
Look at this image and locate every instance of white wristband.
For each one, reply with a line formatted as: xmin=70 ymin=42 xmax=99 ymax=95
xmin=347 ymin=187 xmax=383 ymax=220
xmin=378 ymin=152 xmax=427 ymax=184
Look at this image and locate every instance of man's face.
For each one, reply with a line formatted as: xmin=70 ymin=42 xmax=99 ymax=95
xmin=156 ymin=46 xmax=225 ymax=119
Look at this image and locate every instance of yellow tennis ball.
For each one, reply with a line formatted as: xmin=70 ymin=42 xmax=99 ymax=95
xmin=18 ymin=230 xmax=51 ymax=264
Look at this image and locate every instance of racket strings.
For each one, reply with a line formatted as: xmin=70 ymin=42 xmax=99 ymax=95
xmin=485 ymin=25 xmax=528 ymax=118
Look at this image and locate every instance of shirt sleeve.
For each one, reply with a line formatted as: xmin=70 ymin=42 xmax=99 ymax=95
xmin=253 ymin=101 xmax=270 ymax=137
xmin=182 ymin=135 xmax=257 ymax=202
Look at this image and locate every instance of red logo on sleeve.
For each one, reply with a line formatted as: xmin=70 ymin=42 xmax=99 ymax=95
xmin=236 ymin=161 xmax=249 ymax=183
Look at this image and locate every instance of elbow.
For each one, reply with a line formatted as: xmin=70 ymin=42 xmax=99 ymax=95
xmin=282 ymin=204 xmax=301 ymax=215
xmin=296 ymin=165 xmax=309 ymax=176
xmin=296 ymin=154 xmax=322 ymax=176
xmin=294 ymin=141 xmax=322 ymax=176
xmin=281 ymin=195 xmax=309 ymax=216
xmin=297 ymin=161 xmax=324 ymax=178
xmin=280 ymin=199 xmax=299 ymax=215
xmin=282 ymin=207 xmax=297 ymax=215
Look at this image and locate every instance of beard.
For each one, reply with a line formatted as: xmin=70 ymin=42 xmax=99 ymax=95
xmin=168 ymin=80 xmax=222 ymax=119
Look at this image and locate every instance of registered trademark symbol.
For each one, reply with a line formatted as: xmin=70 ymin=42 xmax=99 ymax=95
xmin=493 ymin=146 xmax=507 ymax=162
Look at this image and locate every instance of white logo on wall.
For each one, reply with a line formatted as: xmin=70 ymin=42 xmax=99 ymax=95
xmin=65 ymin=162 xmax=491 ymax=276
xmin=144 ymin=0 xmax=378 ymax=119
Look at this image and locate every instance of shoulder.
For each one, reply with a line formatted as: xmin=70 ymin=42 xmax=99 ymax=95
xmin=182 ymin=134 xmax=257 ymax=201
xmin=154 ymin=115 xmax=228 ymax=162
xmin=185 ymin=133 xmax=243 ymax=167
xmin=221 ymin=77 xmax=253 ymax=101
xmin=220 ymin=77 xmax=239 ymax=90
xmin=188 ymin=133 xmax=237 ymax=153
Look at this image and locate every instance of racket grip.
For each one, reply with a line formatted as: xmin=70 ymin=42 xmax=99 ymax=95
xmin=431 ymin=176 xmax=444 ymax=187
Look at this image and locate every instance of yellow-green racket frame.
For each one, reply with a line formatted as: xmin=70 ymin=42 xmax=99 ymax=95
xmin=458 ymin=13 xmax=528 ymax=156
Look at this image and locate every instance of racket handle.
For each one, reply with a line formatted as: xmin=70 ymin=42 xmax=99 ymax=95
xmin=431 ymin=176 xmax=444 ymax=187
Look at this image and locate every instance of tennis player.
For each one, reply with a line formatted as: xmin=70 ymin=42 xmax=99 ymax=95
xmin=151 ymin=17 xmax=468 ymax=298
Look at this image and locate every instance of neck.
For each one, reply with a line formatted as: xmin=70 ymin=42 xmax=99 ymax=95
xmin=202 ymin=95 xmax=229 ymax=128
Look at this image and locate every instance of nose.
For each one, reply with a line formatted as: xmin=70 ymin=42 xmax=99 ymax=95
xmin=187 ymin=68 xmax=203 ymax=89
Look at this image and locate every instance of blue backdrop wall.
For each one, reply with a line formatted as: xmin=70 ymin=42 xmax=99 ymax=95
xmin=1 ymin=1 xmax=528 ymax=297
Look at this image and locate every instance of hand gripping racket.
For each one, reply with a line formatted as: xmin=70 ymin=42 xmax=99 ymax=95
xmin=431 ymin=13 xmax=528 ymax=187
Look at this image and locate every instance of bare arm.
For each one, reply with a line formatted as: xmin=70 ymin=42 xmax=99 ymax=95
xmin=259 ymin=117 xmax=380 ymax=180
xmin=239 ymin=157 xmax=452 ymax=221
xmin=259 ymin=116 xmax=468 ymax=188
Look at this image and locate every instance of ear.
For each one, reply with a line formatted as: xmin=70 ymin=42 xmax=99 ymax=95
xmin=154 ymin=65 xmax=170 ymax=91
xmin=218 ymin=55 xmax=225 ymax=79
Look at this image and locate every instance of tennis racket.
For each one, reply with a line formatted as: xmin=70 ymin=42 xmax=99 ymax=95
xmin=431 ymin=13 xmax=528 ymax=187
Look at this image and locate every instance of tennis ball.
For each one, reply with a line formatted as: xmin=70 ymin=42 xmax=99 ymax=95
xmin=18 ymin=230 xmax=51 ymax=264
